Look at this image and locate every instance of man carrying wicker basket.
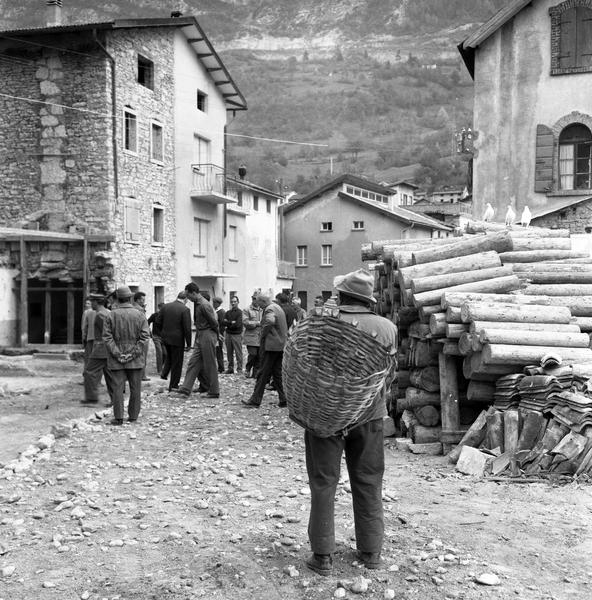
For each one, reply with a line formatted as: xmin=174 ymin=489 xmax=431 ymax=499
xmin=284 ymin=269 xmax=397 ymax=576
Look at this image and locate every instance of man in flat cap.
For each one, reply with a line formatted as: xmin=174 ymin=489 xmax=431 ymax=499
xmin=303 ymin=269 xmax=397 ymax=577
xmin=103 ymin=285 xmax=151 ymax=425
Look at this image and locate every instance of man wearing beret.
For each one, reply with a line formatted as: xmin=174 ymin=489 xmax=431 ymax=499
xmin=303 ymin=269 xmax=397 ymax=577
xmin=103 ymin=285 xmax=151 ymax=425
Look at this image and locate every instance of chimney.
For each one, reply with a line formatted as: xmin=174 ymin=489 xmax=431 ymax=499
xmin=46 ymin=0 xmax=63 ymax=27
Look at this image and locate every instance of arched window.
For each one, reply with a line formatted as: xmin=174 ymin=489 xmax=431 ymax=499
xmin=559 ymin=123 xmax=592 ymax=189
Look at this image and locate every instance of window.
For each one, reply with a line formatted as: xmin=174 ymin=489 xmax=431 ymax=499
xmin=266 ymin=198 xmax=271 ymax=213
xmin=150 ymin=121 xmax=164 ymax=163
xmin=321 ymin=244 xmax=333 ymax=266
xmin=123 ymin=108 xmax=137 ymax=153
xmin=237 ymin=190 xmax=243 ymax=207
xmin=152 ymin=206 xmax=164 ymax=244
xmin=138 ymin=55 xmax=154 ymax=89
xmin=321 ymin=221 xmax=333 ymax=231
xmin=124 ymin=198 xmax=142 ymax=243
xmin=197 ymin=89 xmax=207 ymax=112
xmin=550 ymin=4 xmax=592 ymax=75
xmin=253 ymin=195 xmax=259 ymax=211
xmin=193 ymin=218 xmax=209 ymax=256
xmin=352 ymin=220 xmax=364 ymax=230
xmin=296 ymin=245 xmax=308 ymax=266
xmin=228 ymin=225 xmax=237 ymax=260
xmin=559 ymin=123 xmax=592 ymax=190
xmin=193 ymin=134 xmax=211 ymax=165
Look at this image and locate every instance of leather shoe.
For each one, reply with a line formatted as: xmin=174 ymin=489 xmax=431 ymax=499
xmin=109 ymin=418 xmax=123 ymax=426
xmin=306 ymin=553 xmax=332 ymax=576
xmin=225 ymin=369 xmax=234 ymax=374
xmin=357 ymin=551 xmax=381 ymax=569
xmin=206 ymin=393 xmax=220 ymax=398
xmin=128 ymin=418 xmax=137 ymax=423
xmin=241 ymin=398 xmax=260 ymax=408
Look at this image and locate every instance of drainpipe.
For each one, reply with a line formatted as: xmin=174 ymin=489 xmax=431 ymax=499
xmin=93 ymin=31 xmax=119 ymax=201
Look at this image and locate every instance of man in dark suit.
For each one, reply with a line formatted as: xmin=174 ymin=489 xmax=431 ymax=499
xmin=157 ymin=291 xmax=192 ymax=392
xmin=213 ymin=296 xmax=226 ymax=373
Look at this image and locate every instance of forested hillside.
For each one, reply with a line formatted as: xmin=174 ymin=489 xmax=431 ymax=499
xmin=0 ymin=0 xmax=507 ymax=193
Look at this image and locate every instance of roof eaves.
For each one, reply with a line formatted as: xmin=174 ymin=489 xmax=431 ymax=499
xmin=530 ymin=196 xmax=592 ymax=219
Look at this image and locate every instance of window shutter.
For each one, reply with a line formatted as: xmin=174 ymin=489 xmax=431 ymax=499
xmin=125 ymin=200 xmax=141 ymax=241
xmin=534 ymin=124 xmax=554 ymax=193
xmin=559 ymin=8 xmax=576 ymax=69
xmin=577 ymin=7 xmax=592 ymax=68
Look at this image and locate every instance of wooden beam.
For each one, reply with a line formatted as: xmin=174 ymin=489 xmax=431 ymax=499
xmin=222 ymin=92 xmax=239 ymax=97
xmin=439 ymin=352 xmax=460 ymax=454
xmin=67 ymin=284 xmax=74 ymax=344
xmin=19 ymin=236 xmax=28 ymax=347
xmin=186 ymin=37 xmax=204 ymax=43
xmin=207 ymin=67 xmax=223 ymax=72
xmin=215 ymin=80 xmax=231 ymax=86
xmin=197 ymin=53 xmax=214 ymax=58
xmin=44 ymin=283 xmax=51 ymax=344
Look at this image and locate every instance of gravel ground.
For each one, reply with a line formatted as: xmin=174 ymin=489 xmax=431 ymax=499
xmin=1 ymin=365 xmax=591 ymax=600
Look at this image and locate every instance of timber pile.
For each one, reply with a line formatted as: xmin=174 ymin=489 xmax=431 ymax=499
xmin=364 ymin=224 xmax=592 ymax=460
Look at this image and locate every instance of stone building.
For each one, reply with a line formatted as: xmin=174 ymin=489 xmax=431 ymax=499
xmin=0 ymin=5 xmax=246 ymax=345
xmin=458 ymin=0 xmax=592 ymax=221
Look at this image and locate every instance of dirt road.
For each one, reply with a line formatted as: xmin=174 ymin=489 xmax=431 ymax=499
xmin=0 ymin=357 xmax=591 ymax=599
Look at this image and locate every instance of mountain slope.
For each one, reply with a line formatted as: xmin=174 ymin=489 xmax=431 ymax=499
xmin=0 ymin=0 xmax=506 ymax=193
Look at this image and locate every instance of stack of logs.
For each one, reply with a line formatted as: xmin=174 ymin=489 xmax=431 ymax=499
xmin=362 ymin=223 xmax=592 ymax=457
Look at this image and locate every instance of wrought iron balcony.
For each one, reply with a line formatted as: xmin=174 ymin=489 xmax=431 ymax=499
xmin=190 ymin=164 xmax=236 ymax=205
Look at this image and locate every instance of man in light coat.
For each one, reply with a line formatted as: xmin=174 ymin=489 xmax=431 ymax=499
xmin=242 ymin=293 xmax=262 ymax=378
xmin=103 ymin=285 xmax=150 ymax=425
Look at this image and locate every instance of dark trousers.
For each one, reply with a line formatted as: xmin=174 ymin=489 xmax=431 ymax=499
xmin=153 ymin=335 xmax=166 ymax=374
xmin=225 ymin=333 xmax=243 ymax=371
xmin=216 ymin=341 xmax=224 ymax=372
xmin=250 ymin=350 xmax=286 ymax=405
xmin=245 ymin=345 xmax=260 ymax=376
xmin=140 ymin=341 xmax=149 ymax=379
xmin=110 ymin=368 xmax=143 ymax=421
xmin=305 ymin=419 xmax=384 ymax=555
xmin=179 ymin=329 xmax=219 ymax=395
xmin=162 ymin=344 xmax=185 ymax=390
xmin=83 ymin=340 xmax=94 ymax=369
xmin=84 ymin=356 xmax=114 ymax=402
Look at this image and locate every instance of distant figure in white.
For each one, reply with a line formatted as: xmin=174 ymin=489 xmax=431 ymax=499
xmin=520 ymin=206 xmax=532 ymax=228
xmin=482 ymin=203 xmax=494 ymax=222
xmin=505 ymin=205 xmax=516 ymax=227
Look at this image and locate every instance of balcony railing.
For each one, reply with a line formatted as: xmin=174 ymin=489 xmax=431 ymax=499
xmin=277 ymin=260 xmax=295 ymax=279
xmin=190 ymin=163 xmax=236 ymax=205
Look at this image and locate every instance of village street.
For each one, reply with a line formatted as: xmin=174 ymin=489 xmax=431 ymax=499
xmin=0 ymin=355 xmax=591 ymax=600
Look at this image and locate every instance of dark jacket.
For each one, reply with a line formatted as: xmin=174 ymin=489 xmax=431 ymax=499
xmin=90 ymin=306 xmax=111 ymax=359
xmin=148 ymin=310 xmax=163 ymax=337
xmin=279 ymin=302 xmax=297 ymax=329
xmin=103 ymin=303 xmax=151 ymax=370
xmin=223 ymin=307 xmax=243 ymax=335
xmin=156 ymin=300 xmax=192 ymax=348
xmin=261 ymin=302 xmax=288 ymax=351
xmin=216 ymin=307 xmax=226 ymax=336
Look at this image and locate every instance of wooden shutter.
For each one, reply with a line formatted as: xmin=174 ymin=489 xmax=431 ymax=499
xmin=534 ymin=125 xmax=554 ymax=193
xmin=577 ymin=7 xmax=592 ymax=68
xmin=125 ymin=199 xmax=141 ymax=242
xmin=559 ymin=8 xmax=576 ymax=69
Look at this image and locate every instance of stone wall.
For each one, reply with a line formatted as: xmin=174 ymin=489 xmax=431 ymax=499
xmin=0 ymin=35 xmax=112 ymax=233
xmin=532 ymin=199 xmax=592 ymax=234
xmin=105 ymin=27 xmax=178 ymax=300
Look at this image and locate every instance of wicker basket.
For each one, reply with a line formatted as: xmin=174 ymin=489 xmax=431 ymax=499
xmin=282 ymin=314 xmax=394 ymax=438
